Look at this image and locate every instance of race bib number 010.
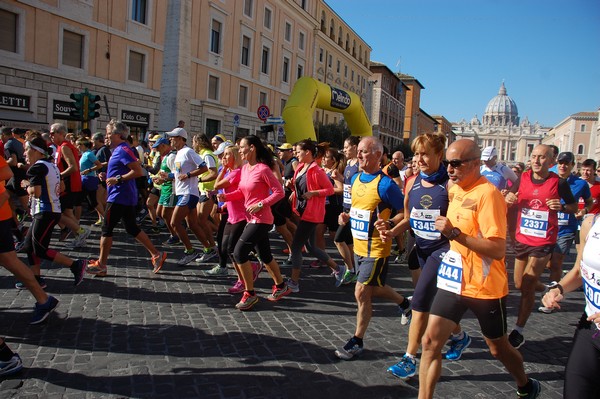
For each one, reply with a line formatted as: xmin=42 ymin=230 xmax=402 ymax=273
xmin=349 ymin=207 xmax=371 ymax=240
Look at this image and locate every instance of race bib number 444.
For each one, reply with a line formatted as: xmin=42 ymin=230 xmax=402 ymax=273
xmin=437 ymin=250 xmax=463 ymax=294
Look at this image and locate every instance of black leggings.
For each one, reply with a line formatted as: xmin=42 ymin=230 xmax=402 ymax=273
xmin=222 ymin=220 xmax=247 ymax=265
xmin=564 ymin=318 xmax=600 ymax=398
xmin=23 ymin=212 xmax=61 ymax=265
xmin=102 ymin=202 xmax=141 ymax=238
xmin=233 ymin=223 xmax=274 ymax=264
xmin=411 ymin=245 xmax=448 ymax=312
xmin=291 ymin=220 xmax=332 ymax=270
xmin=216 ymin=212 xmax=228 ymax=268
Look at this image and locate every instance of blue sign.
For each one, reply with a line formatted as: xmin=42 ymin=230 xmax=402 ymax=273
xmin=233 ymin=114 xmax=240 ymax=127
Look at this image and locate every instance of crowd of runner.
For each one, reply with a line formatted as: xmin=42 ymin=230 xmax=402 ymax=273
xmin=1 ymin=120 xmax=600 ymax=398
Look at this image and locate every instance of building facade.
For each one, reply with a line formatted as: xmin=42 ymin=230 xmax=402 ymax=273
xmin=397 ymin=73 xmax=424 ymax=145
xmin=0 ymin=0 xmax=371 ymax=143
xmin=542 ymin=111 xmax=599 ymax=166
xmin=452 ymin=82 xmax=547 ymax=163
xmin=368 ymin=62 xmax=406 ymax=149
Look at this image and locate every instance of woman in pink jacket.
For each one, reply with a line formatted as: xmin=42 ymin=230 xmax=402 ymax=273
xmin=218 ymin=135 xmax=290 ymax=311
xmin=286 ymin=139 xmax=346 ymax=293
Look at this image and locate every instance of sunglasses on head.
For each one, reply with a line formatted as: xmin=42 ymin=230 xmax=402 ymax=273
xmin=445 ymin=157 xmax=478 ymax=168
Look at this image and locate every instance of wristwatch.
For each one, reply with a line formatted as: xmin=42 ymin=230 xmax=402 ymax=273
xmin=447 ymin=227 xmax=461 ymax=240
xmin=257 ymin=201 xmax=264 ymax=209
xmin=116 ymin=175 xmax=123 ymax=184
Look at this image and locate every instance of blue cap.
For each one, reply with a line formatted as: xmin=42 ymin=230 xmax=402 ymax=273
xmin=152 ymin=137 xmax=170 ymax=148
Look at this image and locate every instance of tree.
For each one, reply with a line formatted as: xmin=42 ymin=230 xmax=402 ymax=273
xmin=315 ymin=120 xmax=351 ymax=148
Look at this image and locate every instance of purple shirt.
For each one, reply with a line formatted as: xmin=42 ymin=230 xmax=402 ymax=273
xmin=107 ymin=142 xmax=138 ymax=206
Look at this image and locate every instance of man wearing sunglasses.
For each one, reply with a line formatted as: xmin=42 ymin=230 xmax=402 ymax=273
xmin=418 ymin=139 xmax=540 ymax=399
xmin=505 ymin=144 xmax=577 ymax=349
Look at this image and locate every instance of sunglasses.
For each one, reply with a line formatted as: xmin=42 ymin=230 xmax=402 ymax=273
xmin=445 ymin=157 xmax=478 ymax=168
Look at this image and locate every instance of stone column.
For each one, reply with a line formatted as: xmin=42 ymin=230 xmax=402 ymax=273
xmin=158 ymin=0 xmax=191 ymax=131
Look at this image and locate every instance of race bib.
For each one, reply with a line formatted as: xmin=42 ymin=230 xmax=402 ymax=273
xmin=557 ymin=211 xmax=569 ymax=226
xmin=437 ymin=250 xmax=463 ymax=294
xmin=349 ymin=207 xmax=371 ymax=240
xmin=410 ymin=208 xmax=441 ymax=240
xmin=520 ymin=208 xmax=549 ymax=238
xmin=581 ymin=261 xmax=600 ymax=329
xmin=343 ymin=183 xmax=352 ymax=206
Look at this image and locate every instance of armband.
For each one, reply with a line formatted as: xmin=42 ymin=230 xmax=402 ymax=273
xmin=168 ymin=173 xmax=174 ymax=179
xmin=187 ymin=172 xmax=191 ymax=179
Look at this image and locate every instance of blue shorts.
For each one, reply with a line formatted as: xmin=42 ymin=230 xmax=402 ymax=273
xmin=176 ymin=194 xmax=199 ymax=209
xmin=554 ymin=232 xmax=576 ymax=255
xmin=354 ymin=255 xmax=388 ymax=287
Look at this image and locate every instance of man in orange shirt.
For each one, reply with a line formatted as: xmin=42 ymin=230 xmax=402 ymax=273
xmin=417 ymin=139 xmax=540 ymax=399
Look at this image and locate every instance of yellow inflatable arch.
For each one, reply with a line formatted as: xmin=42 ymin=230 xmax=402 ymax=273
xmin=282 ymin=77 xmax=372 ymax=143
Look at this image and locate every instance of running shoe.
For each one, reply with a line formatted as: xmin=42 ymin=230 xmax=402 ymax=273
xmin=70 ymin=226 xmax=91 ymax=248
xmin=445 ymin=332 xmax=472 ymax=360
xmin=164 ymin=235 xmax=181 ymax=246
xmin=196 ymin=248 xmax=218 ymax=263
xmin=251 ymin=261 xmax=263 ymax=282
xmin=86 ymin=260 xmax=108 ymax=277
xmin=516 ymin=378 xmax=541 ymax=398
xmin=309 ymin=260 xmax=323 ymax=268
xmin=280 ymin=256 xmax=293 ymax=267
xmin=177 ymin=250 xmax=199 ymax=266
xmin=30 ymin=296 xmax=59 ymax=325
xmin=94 ymin=218 xmax=104 ymax=226
xmin=286 ymin=278 xmax=300 ymax=293
xmin=205 ymin=265 xmax=228 ymax=276
xmin=157 ymin=218 xmax=166 ymax=228
xmin=508 ymin=330 xmax=525 ymax=349
xmin=387 ymin=354 xmax=416 ymax=379
xmin=236 ymin=291 xmax=258 ymax=310
xmin=135 ymin=208 xmax=149 ymax=224
xmin=267 ymin=284 xmax=292 ymax=301
xmin=537 ymin=305 xmax=555 ymax=314
xmin=15 ymin=276 xmax=47 ymax=290
xmin=399 ymin=299 xmax=412 ymax=326
xmin=152 ymin=252 xmax=167 ymax=274
xmin=0 ymin=354 xmax=23 ymax=377
xmin=341 ymin=269 xmax=357 ymax=285
xmin=14 ymin=241 xmax=25 ymax=253
xmin=148 ymin=226 xmax=160 ymax=235
xmin=228 ymin=280 xmax=245 ymax=294
xmin=334 ymin=337 xmax=363 ymax=360
xmin=334 ymin=265 xmax=347 ymax=287
xmin=71 ymin=259 xmax=88 ymax=286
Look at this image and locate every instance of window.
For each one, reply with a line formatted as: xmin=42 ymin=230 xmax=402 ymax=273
xmin=206 ymin=119 xmax=221 ymax=137
xmin=261 ymin=46 xmax=270 ymax=74
xmin=132 ymin=0 xmax=147 ymax=24
xmin=243 ymin=0 xmax=253 ymax=17
xmin=241 ymin=35 xmax=251 ymax=66
xmin=259 ymin=91 xmax=268 ymax=106
xmin=239 ymin=85 xmax=248 ymax=108
xmin=301 ymin=0 xmax=307 ymax=10
xmin=319 ymin=48 xmax=323 ymax=63
xmin=328 ymin=54 xmax=332 ymax=68
xmin=210 ymin=19 xmax=222 ymax=54
xmin=581 ymin=124 xmax=586 ymax=132
xmin=208 ymin=75 xmax=219 ymax=100
xmin=0 ymin=9 xmax=17 ymax=53
xmin=285 ymin=22 xmax=292 ymax=42
xmin=336 ymin=60 xmax=340 ymax=73
xmin=577 ymin=144 xmax=584 ymax=154
xmin=298 ymin=32 xmax=305 ymax=51
xmin=351 ymin=70 xmax=354 ymax=82
xmin=344 ymin=65 xmax=347 ymax=78
xmin=63 ymin=30 xmax=84 ymax=68
xmin=264 ymin=7 xmax=272 ymax=29
xmin=282 ymin=57 xmax=290 ymax=83
xmin=128 ymin=50 xmax=145 ymax=82
xmin=297 ymin=64 xmax=303 ymax=79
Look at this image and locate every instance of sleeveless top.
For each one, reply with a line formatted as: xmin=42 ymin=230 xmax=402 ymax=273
xmin=56 ymin=141 xmax=82 ymax=193
xmin=516 ymin=170 xmax=560 ymax=246
xmin=581 ymin=216 xmax=600 ymax=328
xmin=408 ymin=174 xmax=449 ymax=251
xmin=28 ymin=159 xmax=61 ymax=215
xmin=343 ymin=159 xmax=359 ymax=211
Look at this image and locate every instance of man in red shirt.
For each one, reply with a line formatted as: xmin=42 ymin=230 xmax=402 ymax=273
xmin=579 ymin=159 xmax=600 ymax=215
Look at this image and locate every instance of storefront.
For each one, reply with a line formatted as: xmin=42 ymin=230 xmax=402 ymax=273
xmin=0 ymin=90 xmax=46 ymax=131
xmin=121 ymin=109 xmax=151 ymax=142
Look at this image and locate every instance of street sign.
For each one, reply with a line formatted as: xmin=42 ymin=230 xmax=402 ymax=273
xmin=266 ymin=116 xmax=285 ymax=125
xmin=277 ymin=126 xmax=285 ymax=140
xmin=233 ymin=114 xmax=240 ymax=127
xmin=257 ymin=105 xmax=270 ymax=122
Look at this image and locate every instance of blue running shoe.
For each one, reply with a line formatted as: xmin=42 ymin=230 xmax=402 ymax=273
xmin=387 ymin=354 xmax=416 ymax=379
xmin=0 ymin=354 xmax=23 ymax=377
xmin=334 ymin=337 xmax=363 ymax=360
xmin=445 ymin=332 xmax=471 ymax=360
xmin=517 ymin=378 xmax=541 ymax=398
xmin=30 ymin=296 xmax=59 ymax=325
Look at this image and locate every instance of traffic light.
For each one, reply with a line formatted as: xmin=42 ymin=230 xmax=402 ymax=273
xmin=69 ymin=92 xmax=85 ymax=120
xmin=87 ymin=92 xmax=101 ymax=120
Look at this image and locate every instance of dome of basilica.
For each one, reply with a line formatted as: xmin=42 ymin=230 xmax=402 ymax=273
xmin=483 ymin=82 xmax=519 ymax=126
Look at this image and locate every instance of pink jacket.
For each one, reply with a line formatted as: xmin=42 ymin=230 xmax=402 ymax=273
xmin=291 ymin=162 xmax=334 ymax=223
xmin=226 ymin=163 xmax=284 ymax=225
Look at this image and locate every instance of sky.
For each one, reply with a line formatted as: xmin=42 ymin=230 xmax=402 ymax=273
xmin=326 ymin=0 xmax=600 ymax=127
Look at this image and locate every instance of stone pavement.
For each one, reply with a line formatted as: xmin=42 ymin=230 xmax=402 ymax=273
xmin=0 ymin=217 xmax=582 ymax=398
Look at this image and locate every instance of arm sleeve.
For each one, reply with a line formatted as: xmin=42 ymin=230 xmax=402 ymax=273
xmin=558 ymin=178 xmax=576 ymax=204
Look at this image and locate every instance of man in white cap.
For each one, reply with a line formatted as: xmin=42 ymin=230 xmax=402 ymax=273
xmin=480 ymin=146 xmax=518 ymax=193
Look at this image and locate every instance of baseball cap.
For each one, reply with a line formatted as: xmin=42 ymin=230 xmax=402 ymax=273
xmin=557 ymin=152 xmax=575 ymax=164
xmin=166 ymin=127 xmax=187 ymax=140
xmin=481 ymin=146 xmax=497 ymax=161
xmin=212 ymin=134 xmax=226 ymax=143
xmin=213 ymin=141 xmax=232 ymax=155
xmin=149 ymin=134 xmax=161 ymax=142
xmin=152 ymin=137 xmax=170 ymax=148
xmin=278 ymin=143 xmax=293 ymax=150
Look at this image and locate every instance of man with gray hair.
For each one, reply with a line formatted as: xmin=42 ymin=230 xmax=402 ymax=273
xmin=334 ymin=136 xmax=411 ymax=360
xmin=86 ymin=120 xmax=166 ymax=276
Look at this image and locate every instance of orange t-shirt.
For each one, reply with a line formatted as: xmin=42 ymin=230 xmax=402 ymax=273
xmin=447 ymin=176 xmax=508 ymax=299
